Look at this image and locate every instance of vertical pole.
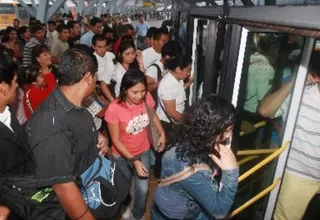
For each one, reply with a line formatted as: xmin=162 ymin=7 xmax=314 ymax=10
xmin=77 ymin=0 xmax=85 ymax=16
xmin=36 ymin=0 xmax=49 ymax=23
xmin=96 ymin=0 xmax=104 ymax=17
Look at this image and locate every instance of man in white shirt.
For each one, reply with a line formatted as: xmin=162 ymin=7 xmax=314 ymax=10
xmin=142 ymin=27 xmax=169 ymax=70
xmin=92 ymin=34 xmax=115 ymax=102
xmin=258 ymin=51 xmax=320 ymax=220
xmin=46 ymin=21 xmax=58 ymax=48
xmin=146 ymin=41 xmax=182 ymax=102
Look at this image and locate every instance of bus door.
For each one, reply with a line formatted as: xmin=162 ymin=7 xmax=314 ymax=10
xmin=223 ymin=24 xmax=315 ymax=220
xmin=188 ymin=16 xmax=226 ymax=106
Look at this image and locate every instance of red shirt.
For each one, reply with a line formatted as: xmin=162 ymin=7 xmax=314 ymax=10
xmin=24 ymin=73 xmax=56 ymax=120
xmin=113 ymin=37 xmax=121 ymax=54
xmin=105 ymin=92 xmax=155 ymax=156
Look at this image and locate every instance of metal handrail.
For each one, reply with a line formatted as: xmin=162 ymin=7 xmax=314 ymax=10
xmin=237 ymin=148 xmax=278 ymax=156
xmin=237 ymin=156 xmax=259 ymax=166
xmin=240 ymin=121 xmax=267 ymax=136
xmin=238 ymin=141 xmax=289 ymax=183
xmin=229 ymin=178 xmax=281 ymax=218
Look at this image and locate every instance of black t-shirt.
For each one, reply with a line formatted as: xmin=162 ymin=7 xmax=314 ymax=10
xmin=68 ymin=36 xmax=80 ymax=48
xmin=26 ymin=87 xmax=99 ymax=187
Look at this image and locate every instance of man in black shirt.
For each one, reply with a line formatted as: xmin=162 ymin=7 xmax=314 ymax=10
xmin=26 ymin=48 xmax=106 ymax=219
xmin=67 ymin=21 xmax=81 ymax=48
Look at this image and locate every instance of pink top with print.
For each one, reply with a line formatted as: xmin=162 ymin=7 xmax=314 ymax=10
xmin=105 ymin=92 xmax=155 ymax=156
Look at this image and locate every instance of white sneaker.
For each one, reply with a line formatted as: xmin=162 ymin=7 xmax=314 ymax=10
xmin=121 ymin=206 xmax=133 ymax=220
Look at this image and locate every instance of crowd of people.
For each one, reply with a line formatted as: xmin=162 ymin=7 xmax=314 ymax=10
xmin=0 ymin=9 xmax=320 ymax=220
xmin=0 ymin=13 xmax=239 ymax=220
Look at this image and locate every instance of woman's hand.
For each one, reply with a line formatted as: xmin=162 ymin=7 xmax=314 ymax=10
xmin=136 ymin=50 xmax=143 ymax=64
xmin=157 ymin=133 xmax=166 ymax=153
xmin=184 ymin=76 xmax=194 ymax=89
xmin=0 ymin=205 xmax=10 ymax=220
xmin=209 ymin=144 xmax=237 ymax=170
xmin=133 ymin=160 xmax=148 ymax=177
xmin=306 ymin=73 xmax=320 ymax=85
xmin=97 ymin=132 xmax=108 ymax=156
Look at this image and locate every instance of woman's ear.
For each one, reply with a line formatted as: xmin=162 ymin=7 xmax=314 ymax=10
xmin=175 ymin=66 xmax=181 ymax=74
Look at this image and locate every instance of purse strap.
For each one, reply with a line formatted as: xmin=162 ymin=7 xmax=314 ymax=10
xmin=144 ymin=100 xmax=153 ymax=120
xmin=158 ymin=98 xmax=174 ymax=124
xmin=158 ymin=164 xmax=212 ymax=187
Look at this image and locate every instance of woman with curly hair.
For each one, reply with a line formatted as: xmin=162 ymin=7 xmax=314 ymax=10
xmin=151 ymin=94 xmax=239 ymax=220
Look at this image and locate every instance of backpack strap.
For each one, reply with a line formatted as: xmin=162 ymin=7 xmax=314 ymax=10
xmin=148 ymin=63 xmax=162 ymax=82
xmin=158 ymin=164 xmax=212 ymax=187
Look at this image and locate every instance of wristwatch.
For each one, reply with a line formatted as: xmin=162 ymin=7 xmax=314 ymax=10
xmin=128 ymin=155 xmax=141 ymax=168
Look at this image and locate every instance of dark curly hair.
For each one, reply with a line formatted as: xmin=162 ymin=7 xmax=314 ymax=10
xmin=173 ymin=94 xmax=236 ymax=166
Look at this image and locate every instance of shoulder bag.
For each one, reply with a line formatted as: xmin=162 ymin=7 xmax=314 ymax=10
xmin=145 ymin=100 xmax=161 ymax=151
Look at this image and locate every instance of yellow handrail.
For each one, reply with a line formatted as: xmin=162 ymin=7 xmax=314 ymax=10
xmin=238 ymin=141 xmax=289 ymax=183
xmin=237 ymin=156 xmax=259 ymax=166
xmin=229 ymin=178 xmax=281 ymax=218
xmin=240 ymin=121 xmax=267 ymax=136
xmin=237 ymin=148 xmax=278 ymax=156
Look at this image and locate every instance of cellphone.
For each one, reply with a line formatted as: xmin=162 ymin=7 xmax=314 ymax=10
xmin=225 ymin=137 xmax=232 ymax=149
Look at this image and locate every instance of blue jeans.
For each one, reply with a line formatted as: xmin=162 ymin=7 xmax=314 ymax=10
xmin=113 ymin=150 xmax=151 ymax=219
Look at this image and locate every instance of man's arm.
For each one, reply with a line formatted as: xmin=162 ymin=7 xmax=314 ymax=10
xmin=53 ymin=182 xmax=95 ymax=220
xmin=258 ymin=79 xmax=294 ymax=118
xmin=100 ymin=82 xmax=115 ymax=102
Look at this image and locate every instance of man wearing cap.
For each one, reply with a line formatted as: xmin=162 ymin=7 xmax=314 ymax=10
xmin=22 ymin=24 xmax=50 ymax=67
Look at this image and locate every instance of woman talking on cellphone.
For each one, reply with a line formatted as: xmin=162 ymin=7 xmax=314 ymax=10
xmin=151 ymin=94 xmax=239 ymax=220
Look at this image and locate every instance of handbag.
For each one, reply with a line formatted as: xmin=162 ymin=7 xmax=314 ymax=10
xmin=145 ymin=101 xmax=161 ymax=151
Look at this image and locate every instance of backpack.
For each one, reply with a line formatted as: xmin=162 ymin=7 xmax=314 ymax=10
xmin=148 ymin=63 xmax=162 ymax=105
xmin=0 ymin=157 xmax=130 ymax=219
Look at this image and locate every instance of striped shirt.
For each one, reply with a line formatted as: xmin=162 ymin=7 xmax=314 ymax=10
xmin=22 ymin=37 xmax=50 ymax=67
xmin=276 ymin=84 xmax=320 ymax=180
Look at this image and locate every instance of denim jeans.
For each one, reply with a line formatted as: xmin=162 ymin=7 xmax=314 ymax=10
xmin=113 ymin=150 xmax=151 ymax=219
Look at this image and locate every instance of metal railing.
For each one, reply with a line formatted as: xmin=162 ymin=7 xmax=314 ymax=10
xmin=229 ymin=178 xmax=281 ymax=218
xmin=228 ymin=141 xmax=290 ymax=218
xmin=240 ymin=121 xmax=267 ymax=136
xmin=238 ymin=141 xmax=289 ymax=183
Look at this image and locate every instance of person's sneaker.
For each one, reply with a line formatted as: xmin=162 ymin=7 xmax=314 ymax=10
xmin=121 ymin=206 xmax=133 ymax=220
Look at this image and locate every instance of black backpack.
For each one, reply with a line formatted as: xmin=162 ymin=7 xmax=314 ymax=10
xmin=0 ymin=175 xmax=65 ymax=220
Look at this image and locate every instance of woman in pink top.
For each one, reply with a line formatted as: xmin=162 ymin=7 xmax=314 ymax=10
xmin=105 ymin=70 xmax=166 ymax=220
